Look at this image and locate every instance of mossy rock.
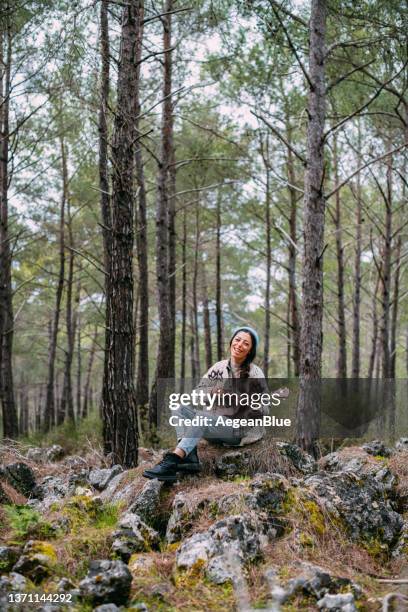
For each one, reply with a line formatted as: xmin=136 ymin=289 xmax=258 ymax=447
xmin=12 ymin=540 xmax=58 ymax=584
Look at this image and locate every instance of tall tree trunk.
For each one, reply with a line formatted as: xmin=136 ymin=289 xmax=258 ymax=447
xmin=180 ymin=208 xmax=187 ymax=389
xmin=262 ymin=135 xmax=271 ymax=377
xmin=102 ymin=1 xmax=140 ymax=467
xmin=192 ymin=201 xmax=201 ymax=374
xmin=99 ymin=0 xmax=114 ymax=451
xmin=149 ymin=0 xmax=175 ymax=428
xmin=380 ymin=150 xmax=392 ymax=378
xmin=134 ymin=0 xmax=149 ymax=413
xmin=202 ymin=261 xmax=213 ymax=370
xmin=189 ymin=307 xmax=198 ymax=383
xmin=0 ymin=21 xmax=18 ymax=438
xmin=390 ymin=236 xmax=401 ymax=378
xmin=75 ymin=276 xmax=81 ymax=419
xmin=216 ymin=191 xmax=223 ymax=360
xmin=296 ymin=0 xmax=327 ymax=454
xmin=83 ymin=327 xmax=98 ymax=419
xmin=168 ymin=149 xmax=177 ymax=379
xmin=368 ymin=272 xmax=380 ymax=379
xmin=59 ymin=189 xmax=75 ymax=425
xmin=351 ymin=119 xmax=362 ymax=378
xmin=333 ymin=134 xmax=347 ymax=378
xmin=285 ymin=125 xmax=300 ymax=377
xmin=43 ymin=135 xmax=66 ymax=432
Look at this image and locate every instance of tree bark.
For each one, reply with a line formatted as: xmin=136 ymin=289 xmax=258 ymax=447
xmin=261 ymin=135 xmax=271 ymax=377
xmin=390 ymin=236 xmax=401 ymax=378
xmin=380 ymin=150 xmax=392 ymax=378
xmin=216 ymin=191 xmax=223 ymax=360
xmin=192 ymin=201 xmax=201 ymax=374
xmin=83 ymin=327 xmax=98 ymax=419
xmin=102 ymin=1 xmax=140 ymax=467
xmin=351 ymin=119 xmax=362 ymax=378
xmin=368 ymin=272 xmax=380 ymax=379
xmin=148 ymin=0 xmax=175 ymax=429
xmin=0 ymin=21 xmax=18 ymax=438
xmin=296 ymin=0 xmax=327 ymax=454
xmin=180 ymin=208 xmax=187 ymax=389
xmin=134 ymin=0 xmax=149 ymax=414
xmin=59 ymin=182 xmax=75 ymax=425
xmin=333 ymin=134 xmax=347 ymax=378
xmin=202 ymin=261 xmax=213 ymax=370
xmin=284 ymin=121 xmax=300 ymax=377
xmin=43 ymin=135 xmax=66 ymax=432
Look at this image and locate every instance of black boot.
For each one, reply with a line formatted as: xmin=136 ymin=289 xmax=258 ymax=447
xmin=176 ymin=446 xmax=201 ymax=473
xmin=143 ymin=452 xmax=182 ymax=482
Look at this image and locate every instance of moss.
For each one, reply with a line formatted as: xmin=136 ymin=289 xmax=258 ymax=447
xmin=363 ymin=536 xmax=388 ymax=559
xmin=302 ymin=500 xmax=326 ymax=536
xmin=299 ymin=532 xmax=314 ymax=547
xmin=28 ymin=541 xmax=58 ymax=564
xmin=3 ymin=505 xmax=57 ymax=541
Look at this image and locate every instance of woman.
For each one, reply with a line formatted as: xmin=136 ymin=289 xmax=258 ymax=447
xmin=143 ymin=326 xmax=268 ymax=483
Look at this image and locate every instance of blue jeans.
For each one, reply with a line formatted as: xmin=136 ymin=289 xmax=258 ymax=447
xmin=173 ymin=405 xmax=242 ymax=455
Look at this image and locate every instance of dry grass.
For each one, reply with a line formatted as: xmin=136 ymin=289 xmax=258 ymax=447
xmin=389 ymin=450 xmax=408 ymax=507
xmin=198 ymin=438 xmax=300 ymax=478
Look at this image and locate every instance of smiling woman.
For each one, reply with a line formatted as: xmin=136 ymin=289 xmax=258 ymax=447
xmin=143 ymin=326 xmax=269 ymax=483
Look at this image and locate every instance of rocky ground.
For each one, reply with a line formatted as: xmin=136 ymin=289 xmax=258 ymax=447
xmin=1 ymin=438 xmax=408 ymax=611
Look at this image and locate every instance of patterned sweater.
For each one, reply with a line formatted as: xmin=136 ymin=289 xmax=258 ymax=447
xmin=195 ymin=359 xmax=269 ymax=445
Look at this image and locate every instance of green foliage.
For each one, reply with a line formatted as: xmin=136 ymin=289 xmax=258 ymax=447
xmin=4 ymin=505 xmax=56 ymax=541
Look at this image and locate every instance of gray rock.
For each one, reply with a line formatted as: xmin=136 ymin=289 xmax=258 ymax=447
xmin=395 ymin=437 xmax=408 ymax=452
xmin=94 ymin=605 xmax=120 ymax=612
xmin=304 ymin=471 xmax=402 ymax=545
xmin=45 ymin=445 xmax=65 ymax=462
xmin=2 ymin=462 xmax=36 ymax=496
xmin=206 ymin=555 xmax=236 ymax=584
xmin=392 ymin=520 xmax=408 ymax=558
xmin=165 ymin=492 xmax=202 ymax=544
xmin=100 ymin=473 xmax=126 ymax=503
xmin=277 ymin=563 xmax=360 ymax=605
xmin=89 ymin=465 xmax=123 ymax=491
xmin=0 ymin=546 xmax=21 ymax=572
xmin=176 ymin=532 xmax=217 ymax=570
xmin=317 ymin=592 xmax=356 ymax=611
xmin=111 ymin=513 xmax=159 ymax=562
xmin=321 ymin=451 xmax=396 ymax=492
xmin=176 ymin=513 xmax=272 ymax=579
xmin=0 ymin=573 xmax=28 ymax=612
xmin=246 ymin=472 xmax=288 ymax=513
xmin=362 ymin=440 xmax=393 ymax=457
xmin=26 ymin=447 xmax=46 ymax=463
xmin=209 ymin=514 xmax=266 ymax=563
xmin=276 ymin=441 xmax=316 ymax=474
xmin=56 ymin=577 xmax=76 ymax=591
xmin=215 ymin=451 xmax=251 ymax=478
xmin=78 ymin=559 xmax=132 ymax=606
xmin=128 ymin=479 xmax=163 ymax=525
xmin=12 ymin=540 xmax=57 ymax=584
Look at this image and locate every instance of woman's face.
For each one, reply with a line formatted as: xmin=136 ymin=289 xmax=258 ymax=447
xmin=230 ymin=331 xmax=252 ymax=364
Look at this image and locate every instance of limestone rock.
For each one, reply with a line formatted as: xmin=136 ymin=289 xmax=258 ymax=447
xmin=392 ymin=520 xmax=408 ymax=558
xmin=395 ymin=438 xmax=408 ymax=452
xmin=276 ymin=441 xmax=316 ymax=474
xmin=215 ymin=451 xmax=251 ymax=478
xmin=0 ymin=573 xmax=28 ymax=611
xmin=111 ymin=513 xmax=159 ymax=562
xmin=2 ymin=462 xmax=36 ymax=496
xmin=362 ymin=440 xmax=393 ymax=457
xmin=165 ymin=492 xmax=203 ymax=544
xmin=89 ymin=465 xmax=123 ymax=491
xmin=303 ymin=471 xmax=402 ymax=545
xmin=0 ymin=546 xmax=21 ymax=572
xmin=317 ymin=592 xmax=356 ymax=611
xmin=128 ymin=479 xmax=163 ymax=525
xmin=78 ymin=559 xmax=132 ymax=606
xmin=13 ymin=540 xmax=57 ymax=584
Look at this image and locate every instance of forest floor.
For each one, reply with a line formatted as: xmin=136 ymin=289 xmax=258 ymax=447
xmin=1 ymin=419 xmax=408 ymax=611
